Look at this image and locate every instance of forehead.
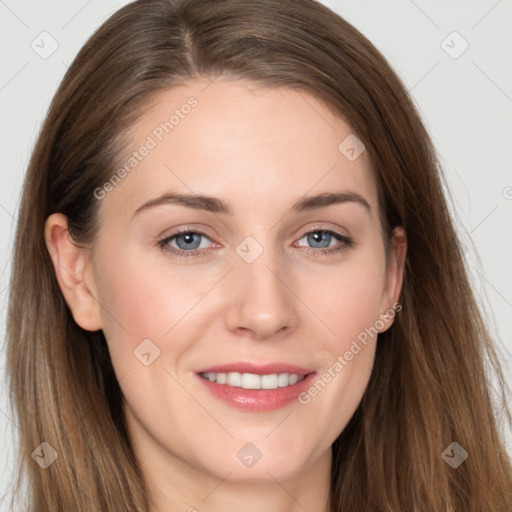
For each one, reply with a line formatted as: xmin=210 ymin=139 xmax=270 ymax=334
xmin=99 ymin=78 xmax=378 ymax=224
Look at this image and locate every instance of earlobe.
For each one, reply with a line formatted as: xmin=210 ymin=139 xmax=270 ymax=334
xmin=378 ymin=226 xmax=407 ymax=333
xmin=44 ymin=213 xmax=102 ymax=331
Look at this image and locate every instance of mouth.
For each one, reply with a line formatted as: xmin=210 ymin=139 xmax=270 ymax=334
xmin=195 ymin=362 xmax=316 ymax=411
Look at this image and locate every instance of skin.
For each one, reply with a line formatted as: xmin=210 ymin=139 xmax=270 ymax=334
xmin=45 ymin=77 xmax=406 ymax=512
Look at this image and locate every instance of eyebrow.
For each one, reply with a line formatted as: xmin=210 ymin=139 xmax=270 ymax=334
xmin=132 ymin=190 xmax=371 ymax=218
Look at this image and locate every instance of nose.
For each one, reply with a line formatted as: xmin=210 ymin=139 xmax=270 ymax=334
xmin=224 ymin=245 xmax=299 ymax=340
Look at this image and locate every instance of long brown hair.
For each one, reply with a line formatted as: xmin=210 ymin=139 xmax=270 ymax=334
xmin=6 ymin=0 xmax=512 ymax=510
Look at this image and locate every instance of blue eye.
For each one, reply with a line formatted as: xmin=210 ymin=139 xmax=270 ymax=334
xmin=158 ymin=228 xmax=353 ymax=259
xmin=158 ymin=230 xmax=212 ymax=258
xmin=171 ymin=232 xmax=207 ymax=251
xmin=298 ymin=230 xmax=339 ymax=249
xmin=294 ymin=229 xmax=353 ymax=257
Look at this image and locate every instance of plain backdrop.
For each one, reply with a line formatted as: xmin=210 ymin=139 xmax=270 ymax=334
xmin=1 ymin=0 xmax=511 ymax=508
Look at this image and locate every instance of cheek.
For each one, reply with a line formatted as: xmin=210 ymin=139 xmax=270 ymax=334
xmin=316 ymin=247 xmax=387 ymax=345
xmin=94 ymin=245 xmax=223 ymax=380
xmin=298 ymin=247 xmax=385 ymax=437
xmin=97 ymin=262 xmax=164 ymax=337
xmin=93 ymin=249 xmax=185 ymax=364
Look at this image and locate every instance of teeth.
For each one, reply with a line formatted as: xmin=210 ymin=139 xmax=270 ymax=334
xmin=277 ymin=373 xmax=289 ymax=387
xmin=200 ymin=371 xmax=305 ymax=389
xmin=216 ymin=372 xmax=227 ymax=384
xmin=261 ymin=374 xmax=278 ymax=389
xmin=241 ymin=373 xmax=261 ymax=389
xmin=227 ymin=372 xmax=242 ymax=387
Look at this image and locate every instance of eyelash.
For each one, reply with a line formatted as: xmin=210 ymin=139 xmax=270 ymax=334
xmin=157 ymin=227 xmax=354 ymax=259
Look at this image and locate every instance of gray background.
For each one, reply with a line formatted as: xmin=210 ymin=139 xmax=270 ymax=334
xmin=1 ymin=0 xmax=511 ymax=508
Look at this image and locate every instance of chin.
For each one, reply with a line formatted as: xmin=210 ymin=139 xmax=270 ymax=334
xmin=199 ymin=445 xmax=314 ymax=483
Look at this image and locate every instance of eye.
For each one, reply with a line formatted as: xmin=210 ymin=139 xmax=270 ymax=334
xmin=295 ymin=228 xmax=353 ymax=256
xmin=158 ymin=230 xmax=213 ymax=258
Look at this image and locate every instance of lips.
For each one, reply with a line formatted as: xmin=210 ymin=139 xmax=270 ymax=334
xmin=195 ymin=362 xmax=314 ymax=376
xmin=195 ymin=361 xmax=317 ymax=411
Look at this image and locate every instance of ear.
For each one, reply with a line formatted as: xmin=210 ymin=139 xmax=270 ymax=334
xmin=377 ymin=226 xmax=407 ymax=333
xmin=44 ymin=213 xmax=102 ymax=331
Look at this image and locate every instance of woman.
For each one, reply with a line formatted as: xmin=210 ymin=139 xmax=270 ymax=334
xmin=6 ymin=0 xmax=512 ymax=510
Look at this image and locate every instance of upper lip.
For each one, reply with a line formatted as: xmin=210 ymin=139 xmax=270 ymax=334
xmin=196 ymin=362 xmax=314 ymax=376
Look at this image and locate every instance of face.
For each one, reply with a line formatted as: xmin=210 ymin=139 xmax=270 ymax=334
xmin=49 ymin=78 xmax=405 ymax=488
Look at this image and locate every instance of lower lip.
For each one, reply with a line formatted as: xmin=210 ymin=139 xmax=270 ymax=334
xmin=195 ymin=372 xmax=317 ymax=411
